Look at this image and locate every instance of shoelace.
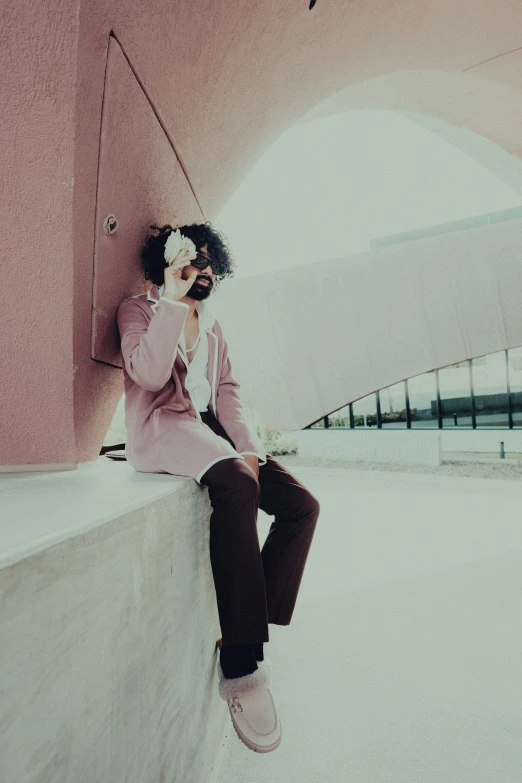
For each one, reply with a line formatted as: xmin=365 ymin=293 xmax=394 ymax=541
xmin=229 ymin=696 xmax=243 ymax=713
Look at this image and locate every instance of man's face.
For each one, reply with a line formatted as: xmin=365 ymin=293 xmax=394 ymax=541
xmin=182 ymin=243 xmax=216 ymax=301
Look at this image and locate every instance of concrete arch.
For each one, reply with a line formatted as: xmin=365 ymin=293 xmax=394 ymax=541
xmin=296 ymin=68 xmax=522 ymax=196
xmin=298 ymin=67 xmax=522 ymax=151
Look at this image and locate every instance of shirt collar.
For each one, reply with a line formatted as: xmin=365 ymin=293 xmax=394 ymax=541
xmin=152 ymin=283 xmax=215 ymax=331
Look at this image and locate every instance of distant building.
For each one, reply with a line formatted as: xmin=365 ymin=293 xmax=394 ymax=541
xmin=308 ymin=206 xmax=522 ymax=434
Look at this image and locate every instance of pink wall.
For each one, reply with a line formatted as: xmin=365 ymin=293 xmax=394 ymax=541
xmin=1 ymin=0 xmax=79 ymax=467
xmin=3 ymin=0 xmax=522 ymax=468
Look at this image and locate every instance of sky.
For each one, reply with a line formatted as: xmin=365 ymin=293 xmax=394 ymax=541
xmin=214 ymin=110 xmax=522 ymax=280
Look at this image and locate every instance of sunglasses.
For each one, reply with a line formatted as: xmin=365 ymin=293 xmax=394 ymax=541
xmin=190 ymin=252 xmax=226 ymax=277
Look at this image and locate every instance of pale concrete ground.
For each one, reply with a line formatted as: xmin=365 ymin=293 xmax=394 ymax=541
xmin=216 ymin=460 xmax=522 ymax=782
xmin=281 ymin=452 xmax=522 ymax=481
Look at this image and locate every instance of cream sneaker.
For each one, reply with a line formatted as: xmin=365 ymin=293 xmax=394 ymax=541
xmin=217 ymin=658 xmax=282 ymax=753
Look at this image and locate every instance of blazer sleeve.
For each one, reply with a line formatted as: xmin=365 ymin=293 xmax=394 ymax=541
xmin=215 ymin=327 xmax=267 ymax=466
xmin=117 ymin=297 xmax=189 ymax=392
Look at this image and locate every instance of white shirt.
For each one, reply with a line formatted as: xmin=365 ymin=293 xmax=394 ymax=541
xmin=155 ymin=283 xmax=265 ymax=466
xmin=158 ymin=283 xmax=211 ymax=412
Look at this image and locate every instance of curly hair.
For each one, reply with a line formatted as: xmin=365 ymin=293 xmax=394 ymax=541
xmin=140 ymin=221 xmax=235 ymax=293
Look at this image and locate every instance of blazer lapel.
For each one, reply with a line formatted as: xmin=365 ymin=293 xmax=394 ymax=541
xmin=147 ymin=285 xmax=190 ymax=370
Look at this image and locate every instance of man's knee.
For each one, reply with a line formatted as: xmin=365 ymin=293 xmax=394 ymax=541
xmin=202 ymin=457 xmax=259 ymax=494
xmin=304 ymin=490 xmax=320 ymax=519
xmin=232 ymin=460 xmax=260 ymax=494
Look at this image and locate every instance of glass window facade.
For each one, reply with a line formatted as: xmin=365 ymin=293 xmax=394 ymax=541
xmin=407 ymin=371 xmax=438 ymax=428
xmin=352 ymin=393 xmax=377 ymax=428
xmin=508 ymin=347 xmax=522 ymax=427
xmin=472 ymin=352 xmax=509 ymax=428
xmin=438 ymin=360 xmax=473 ymax=428
xmin=307 ymin=347 xmax=522 ymax=431
xmin=327 ymin=405 xmax=350 ymax=428
xmin=379 ymin=382 xmax=407 ymax=428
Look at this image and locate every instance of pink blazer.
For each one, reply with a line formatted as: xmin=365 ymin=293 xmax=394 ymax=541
xmin=116 ymin=285 xmax=267 ymax=483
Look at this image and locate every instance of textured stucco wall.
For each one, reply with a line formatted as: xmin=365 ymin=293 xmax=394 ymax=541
xmin=1 ymin=0 xmax=80 ymax=465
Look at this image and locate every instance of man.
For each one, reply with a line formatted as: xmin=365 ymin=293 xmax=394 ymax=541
xmin=117 ymin=222 xmax=320 ymax=753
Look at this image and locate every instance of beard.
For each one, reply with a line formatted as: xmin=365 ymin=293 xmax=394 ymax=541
xmin=185 ymin=276 xmax=213 ymax=301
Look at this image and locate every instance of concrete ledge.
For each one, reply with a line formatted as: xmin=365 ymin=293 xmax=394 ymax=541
xmin=294 ymin=429 xmax=442 ymax=466
xmin=443 ymin=455 xmax=519 ymax=465
xmin=0 ymin=459 xmax=228 ymax=783
xmin=1 ymin=457 xmax=196 ymax=570
xmin=292 ymin=428 xmax=522 ymax=467
xmin=0 ymin=462 xmax=78 ymax=473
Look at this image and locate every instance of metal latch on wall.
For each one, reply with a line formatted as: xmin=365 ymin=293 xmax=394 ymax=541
xmin=103 ymin=214 xmax=118 ymax=235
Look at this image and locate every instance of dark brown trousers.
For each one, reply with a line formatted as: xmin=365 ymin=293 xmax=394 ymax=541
xmin=199 ymin=409 xmax=320 ymax=646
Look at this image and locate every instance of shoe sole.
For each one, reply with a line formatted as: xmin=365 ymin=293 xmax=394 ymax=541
xmin=228 ymin=709 xmax=282 ymax=753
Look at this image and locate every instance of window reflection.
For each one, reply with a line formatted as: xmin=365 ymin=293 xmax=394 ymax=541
xmin=352 ymin=393 xmax=377 ymax=428
xmin=508 ymin=347 xmax=522 ymax=427
xmin=438 ymin=361 xmax=472 ymax=428
xmin=379 ymin=382 xmax=407 ymax=428
xmin=407 ymin=371 xmax=438 ymax=428
xmin=312 ymin=349 xmax=522 ymax=432
xmin=472 ymin=352 xmax=509 ymax=428
xmin=327 ymin=404 xmax=350 ymax=428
